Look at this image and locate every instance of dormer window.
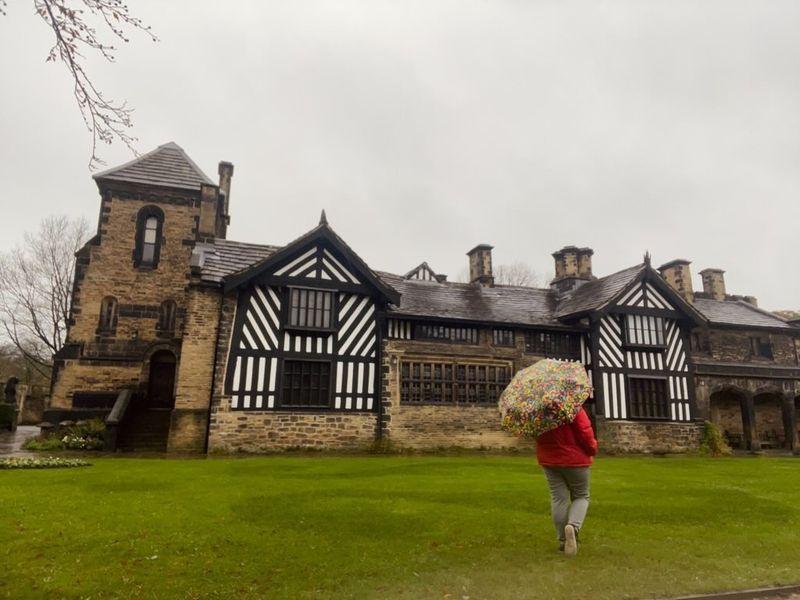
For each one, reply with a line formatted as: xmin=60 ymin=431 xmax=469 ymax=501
xmin=623 ymin=315 xmax=665 ymax=348
xmin=134 ymin=206 xmax=164 ymax=268
xmin=288 ymin=288 xmax=334 ymax=330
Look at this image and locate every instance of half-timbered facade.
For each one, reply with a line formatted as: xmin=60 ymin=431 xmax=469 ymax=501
xmin=47 ymin=143 xmax=800 ymax=454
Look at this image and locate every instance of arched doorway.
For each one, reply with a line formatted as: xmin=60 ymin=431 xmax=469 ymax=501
xmin=709 ymin=388 xmax=746 ymax=449
xmin=117 ymin=350 xmax=176 ymax=452
xmin=754 ymin=391 xmax=783 ymax=449
xmin=147 ymin=350 xmax=177 ymax=409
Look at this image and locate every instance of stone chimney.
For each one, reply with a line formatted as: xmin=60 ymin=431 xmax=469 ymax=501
xmin=550 ymin=246 xmax=593 ymax=294
xmin=467 ymin=244 xmax=494 ymax=287
xmin=658 ymin=259 xmax=694 ymax=303
xmin=216 ymin=161 xmax=234 ymax=238
xmin=743 ymin=295 xmax=758 ymax=307
xmin=699 ymin=268 xmax=726 ymax=301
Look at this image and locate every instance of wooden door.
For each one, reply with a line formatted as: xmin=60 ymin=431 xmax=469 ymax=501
xmin=147 ymin=350 xmax=176 ymax=409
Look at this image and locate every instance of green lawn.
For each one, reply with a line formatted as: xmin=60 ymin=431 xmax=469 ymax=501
xmin=1 ymin=455 xmax=799 ymax=599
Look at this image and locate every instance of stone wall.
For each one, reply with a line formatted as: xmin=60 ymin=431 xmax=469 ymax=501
xmin=695 ymin=328 xmax=798 ymax=366
xmin=754 ymin=395 xmax=785 ymax=443
xmin=206 ymin=293 xmax=379 ymax=452
xmin=597 ymin=419 xmax=703 ymax=454
xmin=381 ymin=333 xmax=542 ymax=450
xmin=210 ymin=411 xmax=377 ymax=452
xmin=169 ymin=285 xmax=223 ymax=452
xmin=51 ymin=184 xmax=203 ymax=409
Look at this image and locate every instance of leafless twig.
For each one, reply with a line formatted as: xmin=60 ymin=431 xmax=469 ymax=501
xmin=31 ymin=0 xmax=157 ymax=168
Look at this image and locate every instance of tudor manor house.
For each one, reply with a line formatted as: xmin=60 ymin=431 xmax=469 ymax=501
xmin=46 ymin=142 xmax=800 ymax=454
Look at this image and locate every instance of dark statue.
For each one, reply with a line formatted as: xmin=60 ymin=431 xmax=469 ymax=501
xmin=4 ymin=377 xmax=19 ymax=407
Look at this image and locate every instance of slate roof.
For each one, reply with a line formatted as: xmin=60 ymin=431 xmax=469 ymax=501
xmin=379 ymin=273 xmax=566 ymax=328
xmin=93 ymin=142 xmax=215 ymax=190
xmin=193 ymin=238 xmax=796 ymax=333
xmin=693 ymin=298 xmax=795 ymax=330
xmin=193 ymin=239 xmax=279 ymax=284
xmin=554 ymin=264 xmax=645 ymax=318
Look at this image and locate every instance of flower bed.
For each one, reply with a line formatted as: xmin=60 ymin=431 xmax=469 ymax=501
xmin=24 ymin=418 xmax=106 ymax=452
xmin=0 ymin=456 xmax=91 ymax=469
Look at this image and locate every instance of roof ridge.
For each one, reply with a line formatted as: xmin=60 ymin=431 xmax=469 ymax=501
xmin=92 ymin=141 xmax=215 ymax=189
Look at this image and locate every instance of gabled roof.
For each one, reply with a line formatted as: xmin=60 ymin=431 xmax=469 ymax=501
xmin=222 ymin=219 xmax=400 ymax=304
xmin=555 ymin=263 xmax=706 ymax=325
xmin=381 ymin=273 xmax=567 ymax=328
xmin=554 ymin=264 xmax=645 ymax=318
xmin=404 ymin=262 xmax=439 ymax=281
xmin=93 ymin=142 xmax=215 ymax=191
xmin=193 ymin=239 xmax=280 ymax=285
xmin=693 ymin=298 xmax=797 ymax=331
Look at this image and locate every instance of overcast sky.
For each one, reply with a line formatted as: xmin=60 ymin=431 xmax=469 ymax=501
xmin=1 ymin=0 xmax=799 ymax=309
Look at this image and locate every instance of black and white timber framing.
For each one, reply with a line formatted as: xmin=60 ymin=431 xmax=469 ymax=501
xmin=591 ymin=275 xmax=696 ymax=422
xmin=223 ymin=220 xmax=399 ymax=412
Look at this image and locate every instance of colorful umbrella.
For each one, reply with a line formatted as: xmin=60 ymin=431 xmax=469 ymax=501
xmin=498 ymin=359 xmax=592 ymax=438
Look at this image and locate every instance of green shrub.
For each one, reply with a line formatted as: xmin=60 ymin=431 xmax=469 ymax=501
xmin=23 ymin=436 xmax=66 ymax=451
xmin=23 ymin=418 xmax=107 ymax=452
xmin=0 ymin=456 xmax=90 ymax=469
xmin=700 ymin=420 xmax=732 ymax=457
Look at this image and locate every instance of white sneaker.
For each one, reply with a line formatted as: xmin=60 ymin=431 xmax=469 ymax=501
xmin=564 ymin=524 xmax=578 ymax=556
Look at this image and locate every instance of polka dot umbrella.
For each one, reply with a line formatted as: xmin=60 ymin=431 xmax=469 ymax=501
xmin=498 ymin=359 xmax=592 ymax=438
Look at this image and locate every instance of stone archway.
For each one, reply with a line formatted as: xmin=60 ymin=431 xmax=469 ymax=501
xmin=753 ymin=391 xmax=784 ymax=449
xmin=709 ymin=387 xmax=747 ymax=449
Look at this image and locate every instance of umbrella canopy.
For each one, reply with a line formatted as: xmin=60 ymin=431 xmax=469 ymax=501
xmin=498 ymin=359 xmax=592 ymax=438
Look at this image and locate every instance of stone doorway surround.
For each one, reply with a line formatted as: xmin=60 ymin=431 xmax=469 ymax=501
xmin=704 ymin=383 xmax=798 ymax=453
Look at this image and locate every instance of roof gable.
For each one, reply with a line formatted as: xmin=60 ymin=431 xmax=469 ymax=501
xmin=555 ymin=264 xmax=706 ymax=324
xmin=608 ymin=266 xmax=706 ymax=323
xmin=404 ymin=262 xmax=439 ymax=282
xmin=93 ymin=142 xmax=215 ymax=191
xmin=223 ymin=220 xmax=400 ymax=304
xmin=554 ymin=264 xmax=644 ymax=318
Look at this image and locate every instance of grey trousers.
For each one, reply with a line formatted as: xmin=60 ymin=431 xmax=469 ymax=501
xmin=542 ymin=466 xmax=591 ymax=542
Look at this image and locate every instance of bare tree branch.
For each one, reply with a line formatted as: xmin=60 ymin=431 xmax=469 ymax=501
xmin=23 ymin=0 xmax=158 ymax=169
xmin=0 ymin=216 xmax=91 ymax=373
xmin=494 ymin=262 xmax=541 ymax=287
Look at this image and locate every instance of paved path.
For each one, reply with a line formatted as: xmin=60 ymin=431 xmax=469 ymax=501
xmin=0 ymin=425 xmax=39 ymax=457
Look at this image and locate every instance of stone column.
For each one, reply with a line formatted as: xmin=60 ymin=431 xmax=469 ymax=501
xmin=740 ymin=391 xmax=759 ymax=452
xmin=781 ymin=392 xmax=798 ymax=454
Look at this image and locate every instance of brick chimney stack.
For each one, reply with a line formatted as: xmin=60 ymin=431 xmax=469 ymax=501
xmin=550 ymin=246 xmax=593 ymax=294
xmin=467 ymin=244 xmax=494 ymax=287
xmin=699 ymin=268 xmax=726 ymax=301
xmin=658 ymin=259 xmax=694 ymax=303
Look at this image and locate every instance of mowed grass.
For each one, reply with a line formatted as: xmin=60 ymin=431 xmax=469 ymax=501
xmin=1 ymin=455 xmax=799 ymax=599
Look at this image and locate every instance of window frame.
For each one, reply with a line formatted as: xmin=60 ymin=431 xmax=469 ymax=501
xmin=492 ymin=328 xmax=515 ymax=347
xmin=622 ymin=314 xmax=667 ymax=349
xmin=97 ymin=296 xmax=118 ymax=334
xmin=279 ymin=359 xmax=333 ymax=409
xmin=414 ymin=323 xmax=479 ymax=345
xmin=157 ymin=299 xmax=177 ymax=334
xmin=750 ymin=336 xmax=774 ymax=360
xmin=399 ymin=359 xmax=512 ymax=405
xmin=133 ymin=206 xmax=165 ymax=268
xmin=285 ymin=287 xmax=336 ymax=332
xmin=523 ymin=331 xmax=581 ymax=360
xmin=626 ymin=375 xmax=670 ymax=420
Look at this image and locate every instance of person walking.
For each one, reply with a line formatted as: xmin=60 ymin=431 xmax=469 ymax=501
xmin=536 ymin=407 xmax=597 ymax=556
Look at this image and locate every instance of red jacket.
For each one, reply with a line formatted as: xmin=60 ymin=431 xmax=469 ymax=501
xmin=536 ymin=408 xmax=598 ymax=467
